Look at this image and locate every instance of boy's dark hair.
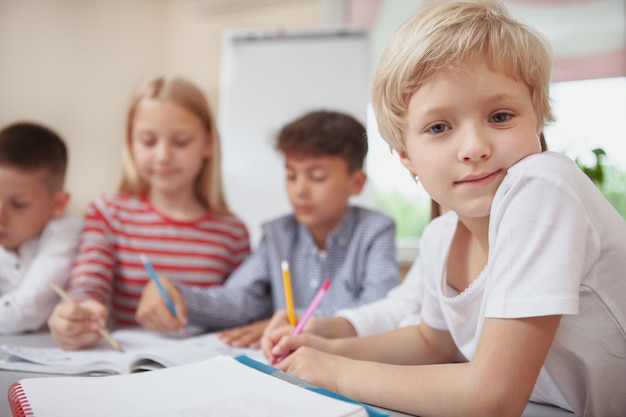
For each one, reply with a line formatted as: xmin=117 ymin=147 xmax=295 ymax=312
xmin=0 ymin=122 xmax=68 ymax=191
xmin=275 ymin=111 xmax=368 ymax=172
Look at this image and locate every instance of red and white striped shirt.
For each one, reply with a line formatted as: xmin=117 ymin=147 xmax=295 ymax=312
xmin=67 ymin=194 xmax=250 ymax=326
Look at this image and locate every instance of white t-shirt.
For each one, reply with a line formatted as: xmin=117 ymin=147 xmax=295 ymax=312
xmin=335 ymin=257 xmax=424 ymax=337
xmin=0 ymin=213 xmax=83 ymax=334
xmin=421 ymin=152 xmax=626 ymax=417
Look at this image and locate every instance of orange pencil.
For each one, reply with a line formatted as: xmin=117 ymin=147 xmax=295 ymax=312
xmin=281 ymin=261 xmax=297 ymax=327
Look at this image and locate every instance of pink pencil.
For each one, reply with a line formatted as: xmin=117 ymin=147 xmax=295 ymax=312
xmin=273 ymin=278 xmax=331 ymax=364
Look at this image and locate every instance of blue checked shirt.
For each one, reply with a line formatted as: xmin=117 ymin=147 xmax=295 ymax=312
xmin=180 ymin=206 xmax=399 ymax=330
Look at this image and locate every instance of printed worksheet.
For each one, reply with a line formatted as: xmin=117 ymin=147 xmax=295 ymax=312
xmin=0 ymin=329 xmax=264 ymax=374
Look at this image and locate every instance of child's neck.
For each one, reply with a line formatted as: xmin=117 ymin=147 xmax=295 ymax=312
xmin=458 ymin=215 xmax=490 ymax=249
xmin=447 ymin=216 xmax=490 ymax=293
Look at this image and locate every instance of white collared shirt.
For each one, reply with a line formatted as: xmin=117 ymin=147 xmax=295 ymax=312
xmin=0 ymin=214 xmax=83 ymax=334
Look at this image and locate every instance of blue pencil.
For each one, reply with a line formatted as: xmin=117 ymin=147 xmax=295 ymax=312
xmin=140 ymin=254 xmax=177 ymax=317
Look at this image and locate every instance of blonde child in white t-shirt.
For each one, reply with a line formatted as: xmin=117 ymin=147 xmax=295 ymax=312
xmin=261 ymin=2 xmax=626 ymax=416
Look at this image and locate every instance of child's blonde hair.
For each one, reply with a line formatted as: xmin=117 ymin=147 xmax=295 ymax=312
xmin=372 ymin=0 xmax=555 ymax=152
xmin=119 ymin=75 xmax=231 ymax=215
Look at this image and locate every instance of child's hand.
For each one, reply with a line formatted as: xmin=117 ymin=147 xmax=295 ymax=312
xmin=48 ymin=299 xmax=109 ymax=350
xmin=216 ymin=319 xmax=270 ymax=348
xmin=135 ymin=277 xmax=187 ymax=333
xmin=260 ymin=309 xmax=321 ymax=360
xmin=274 ymin=347 xmax=346 ymax=394
xmin=260 ymin=309 xmax=298 ymax=361
xmin=261 ymin=329 xmax=331 ymax=365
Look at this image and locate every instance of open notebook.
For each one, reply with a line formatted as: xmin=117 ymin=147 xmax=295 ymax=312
xmin=0 ymin=329 xmax=263 ymax=375
xmin=8 ymin=354 xmax=388 ymax=417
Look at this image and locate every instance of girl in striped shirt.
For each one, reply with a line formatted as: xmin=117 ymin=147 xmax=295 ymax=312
xmin=48 ymin=76 xmax=250 ymax=349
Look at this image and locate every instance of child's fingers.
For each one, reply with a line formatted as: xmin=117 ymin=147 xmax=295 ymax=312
xmin=78 ymin=299 xmax=109 ymax=325
xmin=156 ymin=276 xmax=187 ymax=331
xmin=53 ymin=328 xmax=103 ymax=350
xmin=136 ymin=279 xmax=185 ymax=332
xmin=261 ymin=325 xmax=296 ymax=361
xmin=219 ymin=320 xmax=268 ymax=348
xmin=48 ymin=300 xmax=108 ymax=350
xmin=269 ymin=333 xmax=307 ymax=360
xmin=53 ymin=300 xmax=105 ymax=329
xmin=271 ymin=333 xmax=330 ymax=363
xmin=137 ymin=303 xmax=180 ymax=332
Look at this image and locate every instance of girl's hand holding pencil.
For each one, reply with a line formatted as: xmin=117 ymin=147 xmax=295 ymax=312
xmin=135 ymin=260 xmax=188 ymax=333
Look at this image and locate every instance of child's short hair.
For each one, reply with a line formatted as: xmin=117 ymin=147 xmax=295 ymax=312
xmin=275 ymin=110 xmax=368 ymax=172
xmin=0 ymin=122 xmax=68 ymax=192
xmin=372 ymin=0 xmax=555 ymax=152
xmin=119 ymin=75 xmax=231 ymax=215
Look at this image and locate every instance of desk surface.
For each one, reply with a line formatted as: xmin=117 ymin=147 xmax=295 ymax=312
xmin=0 ymin=332 xmax=576 ymax=417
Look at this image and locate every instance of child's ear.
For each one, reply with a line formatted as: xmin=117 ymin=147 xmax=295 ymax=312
xmin=50 ymin=190 xmax=70 ymax=218
xmin=398 ymin=149 xmax=414 ymax=173
xmin=349 ymin=170 xmax=367 ymax=195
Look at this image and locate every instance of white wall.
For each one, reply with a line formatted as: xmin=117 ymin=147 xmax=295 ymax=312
xmin=0 ymin=0 xmax=167 ymax=215
xmin=0 ymin=0 xmax=321 ymax=217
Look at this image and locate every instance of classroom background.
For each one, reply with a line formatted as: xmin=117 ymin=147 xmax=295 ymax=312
xmin=1 ymin=0 xmax=624 ymax=271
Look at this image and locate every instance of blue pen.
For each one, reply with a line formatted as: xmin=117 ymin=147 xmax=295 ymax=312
xmin=140 ymin=254 xmax=177 ymax=317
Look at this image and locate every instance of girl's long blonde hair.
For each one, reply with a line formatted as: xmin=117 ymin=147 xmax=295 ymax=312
xmin=119 ymin=75 xmax=231 ymax=215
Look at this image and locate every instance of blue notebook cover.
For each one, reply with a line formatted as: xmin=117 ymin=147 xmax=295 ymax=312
xmin=235 ymin=355 xmax=389 ymax=417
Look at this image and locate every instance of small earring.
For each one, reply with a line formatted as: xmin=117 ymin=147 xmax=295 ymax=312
xmin=409 ymin=171 xmax=419 ymax=184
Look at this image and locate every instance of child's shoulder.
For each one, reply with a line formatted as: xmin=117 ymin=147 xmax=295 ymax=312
xmin=38 ymin=213 xmax=83 ymax=244
xmin=262 ymin=212 xmax=299 ymax=231
xmin=501 ymin=151 xmax=600 ymax=201
xmin=88 ymin=193 xmax=146 ymax=211
xmin=349 ymin=205 xmax=395 ymax=229
xmin=205 ymin=211 xmax=249 ymax=235
xmin=509 ymin=151 xmax=582 ymax=181
xmin=47 ymin=212 xmax=83 ymax=228
xmin=497 ymin=151 xmax=624 ymax=229
xmin=83 ymin=193 xmax=151 ymax=222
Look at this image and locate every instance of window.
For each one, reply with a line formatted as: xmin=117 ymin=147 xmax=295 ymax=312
xmin=366 ymin=104 xmax=430 ymax=262
xmin=544 ymin=76 xmax=626 ymax=218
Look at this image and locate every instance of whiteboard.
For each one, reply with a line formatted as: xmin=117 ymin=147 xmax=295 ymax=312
xmin=218 ymin=28 xmax=372 ymax=247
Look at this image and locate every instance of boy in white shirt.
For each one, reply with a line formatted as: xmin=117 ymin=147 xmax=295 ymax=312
xmin=0 ymin=122 xmax=82 ymax=334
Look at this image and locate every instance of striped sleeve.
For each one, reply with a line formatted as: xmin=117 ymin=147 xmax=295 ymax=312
xmin=67 ymin=194 xmax=251 ymax=326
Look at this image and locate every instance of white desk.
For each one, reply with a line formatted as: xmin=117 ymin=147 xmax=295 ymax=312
xmin=0 ymin=333 xmax=576 ymax=417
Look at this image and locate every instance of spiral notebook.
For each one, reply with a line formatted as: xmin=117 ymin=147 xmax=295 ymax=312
xmin=8 ymin=355 xmax=388 ymax=417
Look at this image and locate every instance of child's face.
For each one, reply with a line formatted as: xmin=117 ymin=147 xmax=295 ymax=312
xmin=400 ymin=62 xmax=541 ymax=219
xmin=0 ymin=166 xmax=67 ymax=251
xmin=131 ymin=98 xmax=212 ymax=199
xmin=284 ymin=154 xmax=365 ymax=239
